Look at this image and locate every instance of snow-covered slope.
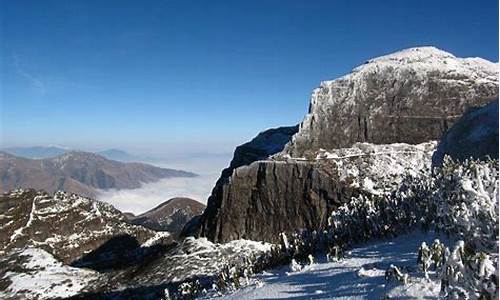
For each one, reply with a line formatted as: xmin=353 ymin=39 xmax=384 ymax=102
xmin=205 ymin=231 xmax=450 ymax=299
xmin=279 ymin=141 xmax=437 ymax=195
xmin=284 ymin=47 xmax=498 ymax=156
xmin=0 ymin=247 xmax=100 ymax=300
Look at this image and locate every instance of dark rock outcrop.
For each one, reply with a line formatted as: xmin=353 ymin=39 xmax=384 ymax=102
xmin=432 ymin=99 xmax=499 ymax=167
xmin=182 ymin=125 xmax=298 ymax=239
xmin=193 ymin=160 xmax=361 ymax=243
xmin=216 ymin=125 xmax=298 ymax=185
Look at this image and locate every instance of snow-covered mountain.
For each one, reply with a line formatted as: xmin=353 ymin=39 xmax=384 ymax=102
xmin=284 ymin=47 xmax=498 ymax=157
xmin=0 ymin=151 xmax=196 ymax=198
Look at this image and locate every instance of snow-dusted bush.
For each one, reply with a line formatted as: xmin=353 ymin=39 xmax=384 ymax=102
xmin=432 ymin=157 xmax=498 ymax=251
xmin=437 ymin=240 xmax=498 ymax=300
xmin=323 ymin=157 xmax=498 ymax=297
xmin=385 ymin=264 xmax=409 ymax=285
xmin=421 ymin=158 xmax=498 ymax=299
xmin=289 ymin=259 xmax=302 ymax=272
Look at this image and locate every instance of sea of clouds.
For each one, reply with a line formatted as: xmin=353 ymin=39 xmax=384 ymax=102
xmin=97 ymin=154 xmax=231 ymax=214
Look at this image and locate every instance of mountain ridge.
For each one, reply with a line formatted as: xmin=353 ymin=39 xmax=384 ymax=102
xmin=0 ymin=151 xmax=197 ymax=198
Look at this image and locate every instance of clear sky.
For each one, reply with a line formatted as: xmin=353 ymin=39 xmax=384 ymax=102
xmin=1 ymin=0 xmax=498 ymax=156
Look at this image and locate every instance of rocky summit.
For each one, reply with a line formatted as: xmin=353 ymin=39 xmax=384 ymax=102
xmin=283 ymin=47 xmax=498 ymax=157
xmin=189 ymin=47 xmax=499 ymax=243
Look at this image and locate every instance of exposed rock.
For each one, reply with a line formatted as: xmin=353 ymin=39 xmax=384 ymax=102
xmin=182 ymin=125 xmax=298 ymax=239
xmin=0 ymin=151 xmax=196 ymax=198
xmin=217 ymin=125 xmax=298 ymax=185
xmin=284 ymin=47 xmax=498 ymax=157
xmin=129 ymin=197 xmax=205 ymax=235
xmin=193 ymin=142 xmax=436 ymax=243
xmin=432 ymin=99 xmax=499 ymax=166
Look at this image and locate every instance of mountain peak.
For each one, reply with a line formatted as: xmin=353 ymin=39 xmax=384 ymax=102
xmin=367 ymin=46 xmax=455 ymax=63
xmin=283 ymin=47 xmax=498 ymax=157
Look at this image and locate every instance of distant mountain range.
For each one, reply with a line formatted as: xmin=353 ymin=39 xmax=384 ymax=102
xmin=2 ymin=146 xmax=151 ymax=162
xmin=2 ymin=146 xmax=68 ymax=159
xmin=0 ymin=151 xmax=197 ymax=198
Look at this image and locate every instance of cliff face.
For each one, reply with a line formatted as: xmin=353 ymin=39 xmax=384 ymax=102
xmin=283 ymin=47 xmax=498 ymax=157
xmin=189 ymin=47 xmax=498 ymax=243
xmin=195 ymin=160 xmax=358 ymax=243
xmin=216 ymin=125 xmax=298 ymax=185
xmin=194 ymin=142 xmax=436 ymax=243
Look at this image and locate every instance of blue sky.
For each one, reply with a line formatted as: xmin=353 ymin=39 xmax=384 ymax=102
xmin=1 ymin=0 xmax=498 ymax=156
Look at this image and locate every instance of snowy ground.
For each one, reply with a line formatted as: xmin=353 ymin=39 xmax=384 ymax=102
xmin=0 ymin=247 xmax=100 ymax=300
xmin=208 ymin=231 xmax=449 ymax=299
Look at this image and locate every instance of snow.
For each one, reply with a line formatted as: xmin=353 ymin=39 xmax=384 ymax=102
xmin=141 ymin=231 xmax=171 ymax=247
xmin=0 ymin=247 xmax=99 ymax=300
xmin=207 ymin=231 xmax=451 ymax=299
xmin=10 ymin=195 xmax=39 ymax=242
xmin=282 ymin=142 xmax=436 ymax=195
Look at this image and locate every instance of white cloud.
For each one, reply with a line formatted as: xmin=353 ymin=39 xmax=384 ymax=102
xmin=97 ymin=174 xmax=218 ymax=214
xmin=97 ymin=154 xmax=231 ymax=215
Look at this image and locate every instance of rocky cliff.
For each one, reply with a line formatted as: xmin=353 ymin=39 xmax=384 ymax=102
xmin=192 ymin=142 xmax=436 ymax=243
xmin=189 ymin=47 xmax=499 ymax=243
xmin=216 ymin=125 xmax=298 ymax=185
xmin=283 ymin=47 xmax=498 ymax=157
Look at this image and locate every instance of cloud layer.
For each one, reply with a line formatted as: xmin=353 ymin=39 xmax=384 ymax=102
xmin=97 ymin=174 xmax=218 ymax=214
xmin=97 ymin=154 xmax=231 ymax=214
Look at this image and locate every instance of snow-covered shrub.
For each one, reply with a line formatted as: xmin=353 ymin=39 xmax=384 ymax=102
xmin=416 ymin=158 xmax=499 ymax=299
xmin=431 ymin=157 xmax=498 ymax=251
xmin=289 ymin=259 xmax=302 ymax=272
xmin=438 ymin=240 xmax=499 ymax=300
xmin=326 ymin=245 xmax=343 ymax=262
xmin=417 ymin=239 xmax=446 ymax=279
xmin=385 ymin=264 xmax=409 ymax=285
xmin=323 ymin=157 xmax=498 ymax=298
